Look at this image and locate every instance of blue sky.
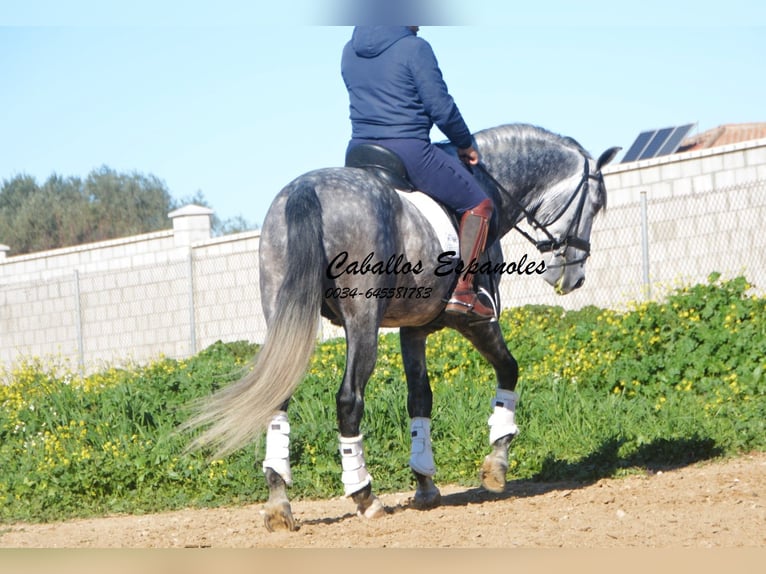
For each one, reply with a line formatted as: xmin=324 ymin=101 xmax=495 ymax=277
xmin=2 ymin=2 xmax=765 ymax=227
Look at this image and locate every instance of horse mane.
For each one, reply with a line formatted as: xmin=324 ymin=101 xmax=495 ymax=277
xmin=472 ymin=123 xmax=606 ymax=221
xmin=473 ymin=123 xmax=591 ymax=159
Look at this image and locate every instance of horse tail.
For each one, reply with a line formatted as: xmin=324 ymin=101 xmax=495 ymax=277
xmin=183 ymin=181 xmax=325 ymax=458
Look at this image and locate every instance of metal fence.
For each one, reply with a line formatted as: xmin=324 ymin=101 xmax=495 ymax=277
xmin=495 ymin=178 xmax=766 ymax=312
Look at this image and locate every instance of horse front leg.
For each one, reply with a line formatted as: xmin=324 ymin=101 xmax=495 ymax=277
xmin=481 ymin=388 xmax=519 ymax=492
xmin=336 ymin=324 xmax=386 ymax=519
xmin=401 ymin=326 xmax=441 ymax=509
xmin=457 ymin=320 xmax=519 ymax=493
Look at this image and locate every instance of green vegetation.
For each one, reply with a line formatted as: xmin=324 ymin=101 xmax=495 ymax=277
xmin=1 ymin=274 xmax=764 ymax=523
xmin=0 ymin=167 xmax=256 ymax=255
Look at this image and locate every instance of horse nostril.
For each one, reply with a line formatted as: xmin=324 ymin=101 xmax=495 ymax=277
xmin=575 ymin=277 xmax=585 ymax=289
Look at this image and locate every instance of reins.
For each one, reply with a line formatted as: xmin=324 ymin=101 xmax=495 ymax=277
xmin=474 ymin=155 xmax=599 ymax=268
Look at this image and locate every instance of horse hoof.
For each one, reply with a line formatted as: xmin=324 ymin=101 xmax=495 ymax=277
xmin=413 ymin=486 xmax=442 ymax=510
xmin=262 ymin=501 xmax=298 ymax=532
xmin=356 ymin=495 xmax=386 ymax=519
xmin=480 ymin=455 xmax=508 ymax=493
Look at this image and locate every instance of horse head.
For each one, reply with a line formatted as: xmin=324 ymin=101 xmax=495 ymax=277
xmin=535 ymin=145 xmax=621 ymax=294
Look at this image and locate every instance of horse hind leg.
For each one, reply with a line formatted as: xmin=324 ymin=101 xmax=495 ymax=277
xmin=336 ymin=320 xmax=386 ymax=519
xmin=262 ymin=467 xmax=296 ymax=531
xmin=261 ymin=410 xmax=298 ymax=531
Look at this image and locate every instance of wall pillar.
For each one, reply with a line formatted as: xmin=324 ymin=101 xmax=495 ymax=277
xmin=168 ymin=204 xmax=214 ymax=247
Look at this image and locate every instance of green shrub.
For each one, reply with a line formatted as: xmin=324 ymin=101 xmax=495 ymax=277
xmin=1 ymin=274 xmax=763 ymax=523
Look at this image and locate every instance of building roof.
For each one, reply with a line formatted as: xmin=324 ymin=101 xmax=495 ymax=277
xmin=678 ymin=122 xmax=766 ymax=152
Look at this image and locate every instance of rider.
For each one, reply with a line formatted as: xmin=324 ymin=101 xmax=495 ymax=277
xmin=341 ymin=25 xmax=495 ymax=319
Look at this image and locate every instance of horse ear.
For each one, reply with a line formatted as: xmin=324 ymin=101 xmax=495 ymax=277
xmin=596 ymin=146 xmax=622 ymax=171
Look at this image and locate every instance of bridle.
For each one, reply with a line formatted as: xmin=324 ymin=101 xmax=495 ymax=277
xmin=475 ymin=155 xmax=604 ymax=269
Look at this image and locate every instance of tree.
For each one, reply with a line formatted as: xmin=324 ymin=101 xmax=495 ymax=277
xmin=84 ymin=167 xmax=173 ymax=242
xmin=0 ymin=174 xmax=39 ymax=212
xmin=0 ymin=167 xmax=258 ymax=255
xmin=0 ymin=167 xmax=175 ymax=255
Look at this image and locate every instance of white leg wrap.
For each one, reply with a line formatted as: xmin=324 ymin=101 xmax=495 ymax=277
xmin=409 ymin=417 xmax=436 ymax=476
xmin=262 ymin=411 xmax=292 ymax=485
xmin=339 ymin=434 xmax=372 ymax=496
xmin=488 ymin=389 xmax=519 ymax=444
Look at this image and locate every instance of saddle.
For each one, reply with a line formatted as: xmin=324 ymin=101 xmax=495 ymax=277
xmin=344 ymin=143 xmax=416 ymax=191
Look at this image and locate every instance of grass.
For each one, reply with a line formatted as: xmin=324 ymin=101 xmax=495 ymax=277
xmin=0 ymin=273 xmax=764 ymax=523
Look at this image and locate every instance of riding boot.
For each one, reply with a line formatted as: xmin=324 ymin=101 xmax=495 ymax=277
xmin=445 ymin=198 xmax=495 ymax=319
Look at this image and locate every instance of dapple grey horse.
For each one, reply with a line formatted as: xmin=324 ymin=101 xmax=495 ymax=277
xmin=184 ymin=123 xmax=620 ymax=531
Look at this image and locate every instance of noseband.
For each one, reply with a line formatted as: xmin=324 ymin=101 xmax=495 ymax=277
xmin=476 ymin=156 xmax=602 ymax=268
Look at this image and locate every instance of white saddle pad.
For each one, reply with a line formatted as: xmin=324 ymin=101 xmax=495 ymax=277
xmin=396 ymin=190 xmax=459 ymax=254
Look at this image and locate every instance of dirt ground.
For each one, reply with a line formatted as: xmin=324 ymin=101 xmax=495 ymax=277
xmin=1 ymin=452 xmax=764 ymax=548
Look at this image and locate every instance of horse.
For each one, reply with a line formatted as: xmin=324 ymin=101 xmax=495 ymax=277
xmin=184 ymin=123 xmax=620 ymax=531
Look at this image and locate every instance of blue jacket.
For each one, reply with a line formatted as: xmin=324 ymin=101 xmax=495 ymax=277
xmin=341 ymin=26 xmax=473 ymax=149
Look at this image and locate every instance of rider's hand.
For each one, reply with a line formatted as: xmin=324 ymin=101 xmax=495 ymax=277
xmin=458 ymin=146 xmax=479 ymax=166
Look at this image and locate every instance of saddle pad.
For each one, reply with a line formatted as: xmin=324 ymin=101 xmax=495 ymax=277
xmin=396 ymin=190 xmax=459 ymax=254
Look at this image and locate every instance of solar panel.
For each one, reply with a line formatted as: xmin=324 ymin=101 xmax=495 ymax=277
xmin=621 ymin=123 xmax=697 ymax=163
xmin=657 ymin=123 xmax=695 ymax=156
xmin=621 ymin=130 xmax=655 ymax=162
xmin=637 ymin=127 xmax=675 ymax=160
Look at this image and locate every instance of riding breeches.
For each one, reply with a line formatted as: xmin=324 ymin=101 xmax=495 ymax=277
xmin=347 ymin=137 xmax=490 ymax=215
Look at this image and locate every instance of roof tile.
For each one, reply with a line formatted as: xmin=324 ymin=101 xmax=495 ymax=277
xmin=679 ymin=122 xmax=766 ymax=152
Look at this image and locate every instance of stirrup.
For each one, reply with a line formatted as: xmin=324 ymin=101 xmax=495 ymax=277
xmin=445 ymin=289 xmax=496 ymax=320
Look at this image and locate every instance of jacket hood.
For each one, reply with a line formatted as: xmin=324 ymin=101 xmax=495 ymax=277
xmin=351 ymin=26 xmax=414 ymax=58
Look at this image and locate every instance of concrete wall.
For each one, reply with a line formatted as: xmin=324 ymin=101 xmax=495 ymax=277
xmin=1 ymin=138 xmax=765 ymax=371
xmin=0 ymin=205 xmax=247 ymax=371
